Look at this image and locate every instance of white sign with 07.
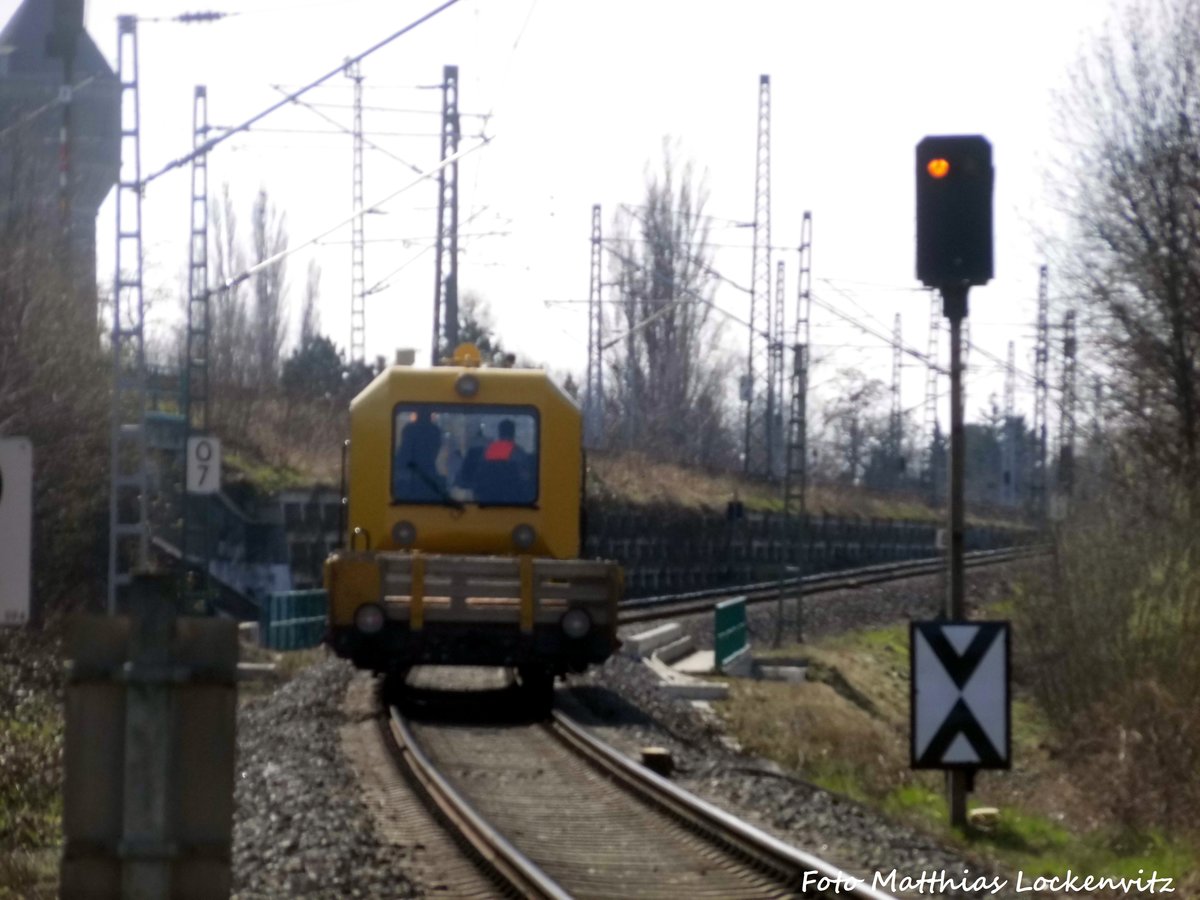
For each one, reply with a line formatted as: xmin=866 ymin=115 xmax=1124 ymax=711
xmin=186 ymin=437 xmax=221 ymax=495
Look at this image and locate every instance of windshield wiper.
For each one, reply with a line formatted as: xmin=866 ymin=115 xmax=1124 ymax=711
xmin=407 ymin=462 xmax=465 ymax=510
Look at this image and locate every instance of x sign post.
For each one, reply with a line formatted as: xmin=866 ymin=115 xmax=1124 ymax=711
xmin=911 ymin=622 xmax=1010 ymax=771
xmin=915 ymin=135 xmax=996 ymax=828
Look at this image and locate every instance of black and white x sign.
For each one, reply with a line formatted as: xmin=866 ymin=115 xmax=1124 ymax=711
xmin=910 ymin=621 xmax=1010 ymax=769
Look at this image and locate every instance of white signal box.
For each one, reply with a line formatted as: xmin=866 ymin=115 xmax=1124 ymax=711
xmin=186 ymin=437 xmax=222 ymax=495
xmin=0 ymin=438 xmax=33 ymax=626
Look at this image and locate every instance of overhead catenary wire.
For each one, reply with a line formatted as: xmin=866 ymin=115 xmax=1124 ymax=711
xmin=815 ymin=279 xmax=1092 ymax=393
xmin=598 ymin=239 xmax=936 ymax=370
xmin=317 ymin=231 xmax=510 ymax=246
xmin=604 ymin=234 xmax=808 ymax=253
xmin=595 ymin=230 xmax=1091 ymax=427
xmin=808 ymin=291 xmax=947 ymax=375
xmin=595 ymin=243 xmax=760 ymax=348
xmin=212 ymin=125 xmax=481 ymax=139
xmin=0 ymin=75 xmax=97 ymax=141
xmin=269 ymin=85 xmax=424 ymax=174
xmin=295 ymin=100 xmax=491 ymax=117
xmin=616 ymin=201 xmax=752 ymax=228
xmin=136 ymin=11 xmax=239 ymax=23
xmin=216 ymin=136 xmax=489 ymax=293
xmin=139 ymin=0 xmax=462 ymax=187
xmin=362 ymin=204 xmax=493 ymax=296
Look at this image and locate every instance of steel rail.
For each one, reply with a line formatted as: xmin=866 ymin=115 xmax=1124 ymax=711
xmin=624 ymin=544 xmax=1033 ymax=608
xmin=385 ymin=707 xmax=572 ymax=900
xmin=548 ymin=711 xmax=899 ymax=900
xmin=618 ymin=545 xmax=1044 ymax=624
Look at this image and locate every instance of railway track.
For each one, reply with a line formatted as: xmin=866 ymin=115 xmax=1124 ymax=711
xmin=381 ymin=675 xmax=898 ymax=899
xmin=361 ymin=549 xmax=1042 ymax=896
xmin=618 ymin=544 xmax=1043 ymax=624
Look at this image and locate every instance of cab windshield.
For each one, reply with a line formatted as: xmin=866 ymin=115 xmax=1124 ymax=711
xmin=392 ymin=403 xmax=539 ymax=506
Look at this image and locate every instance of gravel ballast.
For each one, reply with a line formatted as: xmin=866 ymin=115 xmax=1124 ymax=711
xmin=232 ymin=658 xmax=418 ymax=899
xmin=561 ymin=561 xmax=1069 ymax=900
xmin=231 ymin=560 xmax=1060 ymax=899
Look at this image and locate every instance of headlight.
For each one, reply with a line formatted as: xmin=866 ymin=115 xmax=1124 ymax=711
xmin=512 ymin=523 xmax=536 ymax=550
xmin=455 ymin=373 xmax=480 ymax=398
xmin=392 ymin=520 xmax=417 ymax=547
xmin=561 ymin=608 xmax=591 ymax=640
xmin=354 ymin=603 xmax=386 ymax=635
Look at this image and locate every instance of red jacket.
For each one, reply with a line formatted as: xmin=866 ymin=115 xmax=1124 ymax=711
xmin=484 ymin=439 xmax=515 ymax=461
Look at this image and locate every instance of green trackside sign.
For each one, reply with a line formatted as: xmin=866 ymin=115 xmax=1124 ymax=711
xmin=715 ymin=597 xmax=749 ymax=672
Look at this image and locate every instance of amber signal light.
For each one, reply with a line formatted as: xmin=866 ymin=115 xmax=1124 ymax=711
xmin=927 ymin=158 xmax=951 ymax=179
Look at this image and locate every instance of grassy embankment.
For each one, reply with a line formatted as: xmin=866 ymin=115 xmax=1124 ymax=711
xmin=226 ymin=438 xmax=948 ymax=522
xmin=589 ymin=452 xmax=940 ymax=519
xmin=715 ymin=607 xmax=1197 ymax=892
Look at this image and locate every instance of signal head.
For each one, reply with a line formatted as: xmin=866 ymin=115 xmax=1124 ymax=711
xmin=916 ymin=135 xmax=994 ymax=289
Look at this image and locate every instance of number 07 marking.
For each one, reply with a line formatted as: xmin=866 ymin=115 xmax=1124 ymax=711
xmin=187 ymin=437 xmax=221 ymax=495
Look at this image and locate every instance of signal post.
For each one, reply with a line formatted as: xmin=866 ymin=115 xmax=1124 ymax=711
xmin=913 ymin=135 xmax=1005 ymax=829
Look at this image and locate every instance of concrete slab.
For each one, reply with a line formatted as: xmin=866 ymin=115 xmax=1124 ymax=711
xmin=660 ymin=681 xmax=729 ymax=701
xmin=755 ymin=664 xmax=808 ymax=684
xmin=717 ymin=648 xmax=754 ymax=678
xmin=653 ymin=635 xmax=695 ymax=665
xmin=623 ymin=622 xmax=682 ymax=659
xmin=643 ymin=655 xmax=729 ymax=701
xmin=673 ymin=649 xmax=715 ymax=675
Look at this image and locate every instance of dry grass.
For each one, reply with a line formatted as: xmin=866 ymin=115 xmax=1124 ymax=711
xmin=721 ymin=679 xmax=906 ymax=799
xmin=0 ymin=850 xmax=57 ymax=899
xmin=1013 ymin=496 xmax=1200 ymax=834
xmin=216 ymin=393 xmax=345 ymax=492
xmin=588 ymin=450 xmax=1013 ymax=524
xmin=716 ymin=617 xmax=1198 ymax=884
xmin=222 ymin=405 xmax=1016 ymax=530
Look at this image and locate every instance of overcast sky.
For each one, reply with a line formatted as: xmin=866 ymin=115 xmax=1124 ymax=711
xmin=2 ymin=0 xmax=1125 ymax=428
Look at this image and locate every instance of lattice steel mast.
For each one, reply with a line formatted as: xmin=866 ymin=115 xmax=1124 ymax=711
xmin=183 ymin=86 xmax=210 ymax=439
xmin=890 ymin=313 xmax=902 ymax=473
xmin=431 ymin=63 xmax=460 ymax=363
xmin=107 ymin=16 xmax=149 ymax=612
xmin=744 ymin=74 xmax=771 ymax=475
xmin=770 ymin=259 xmax=786 ymax=477
xmin=47 ymin=1 xmax=83 ymax=238
xmin=783 ymin=211 xmax=812 ymax=642
xmin=345 ymin=60 xmax=366 ymax=363
xmin=1032 ymin=265 xmax=1050 ymax=519
xmin=1002 ymin=340 xmax=1017 ymax=506
xmin=180 ymin=84 xmax=210 ymax=596
xmin=962 ymin=319 xmax=971 ymax=410
xmin=923 ymin=289 xmax=941 ymax=502
xmin=1059 ymin=309 xmax=1077 ymax=501
xmin=585 ymin=203 xmax=604 ymax=448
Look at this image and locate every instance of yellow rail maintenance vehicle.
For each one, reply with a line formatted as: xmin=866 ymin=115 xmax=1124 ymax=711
xmin=325 ymin=344 xmax=622 ymax=703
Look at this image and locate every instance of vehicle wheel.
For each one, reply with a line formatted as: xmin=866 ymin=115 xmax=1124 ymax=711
xmin=518 ymin=667 xmax=555 ymax=718
xmin=380 ymin=665 xmax=411 ymax=703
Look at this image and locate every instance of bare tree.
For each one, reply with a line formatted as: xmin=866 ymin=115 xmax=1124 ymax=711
xmin=300 ymin=258 xmax=321 ymax=347
xmin=208 ymin=184 xmax=291 ymax=432
xmin=607 ymin=145 xmax=737 ymax=468
xmin=251 ymin=188 xmax=288 ymax=387
xmin=1055 ymin=0 xmax=1200 ymax=487
xmin=0 ymin=154 xmax=109 ymax=612
xmin=820 ymin=369 xmax=887 ymax=485
xmin=1013 ymin=0 xmax=1200 ymax=828
xmin=210 ymin=183 xmax=252 ymax=412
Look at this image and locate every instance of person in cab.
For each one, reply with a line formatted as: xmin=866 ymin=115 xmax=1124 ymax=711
xmin=475 ymin=418 xmax=535 ymax=504
xmin=394 ymin=408 xmax=446 ymax=501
